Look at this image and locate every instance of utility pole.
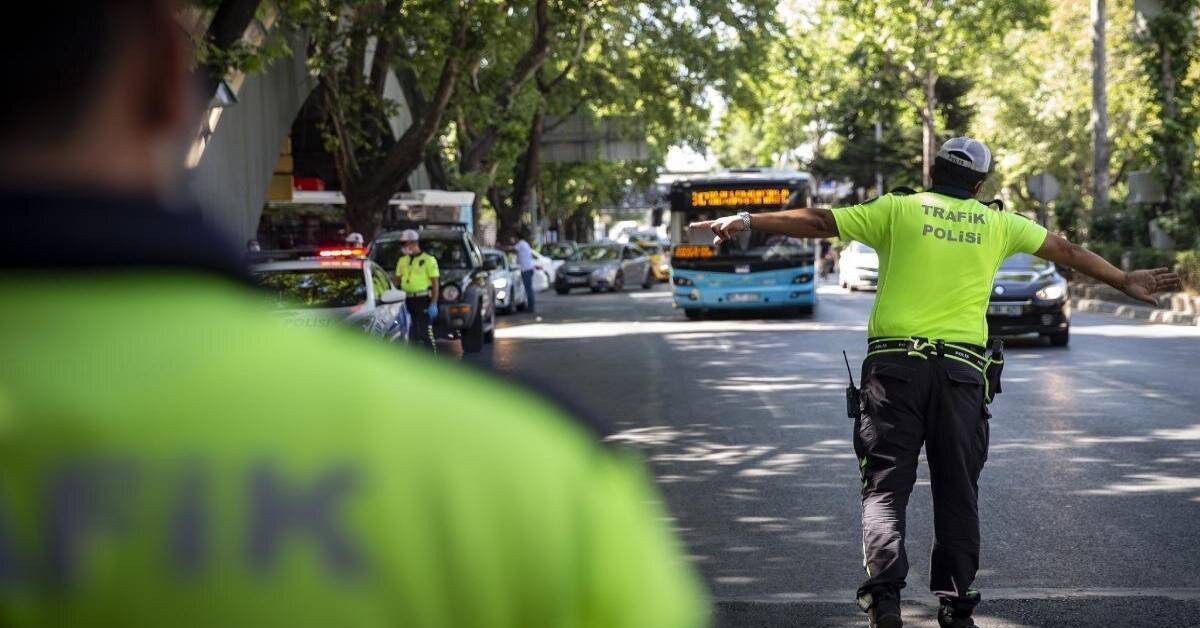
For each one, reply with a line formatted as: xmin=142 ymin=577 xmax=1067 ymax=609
xmin=1091 ymin=0 xmax=1110 ymax=215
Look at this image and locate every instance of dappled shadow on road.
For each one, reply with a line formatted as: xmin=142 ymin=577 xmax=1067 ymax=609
xmin=491 ymin=287 xmax=1200 ymax=601
xmin=714 ymin=596 xmax=1200 ymax=628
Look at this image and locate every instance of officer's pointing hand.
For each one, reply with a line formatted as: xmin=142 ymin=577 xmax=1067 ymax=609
xmin=688 ymin=215 xmax=746 ymax=246
xmin=1123 ymin=267 xmax=1184 ymax=305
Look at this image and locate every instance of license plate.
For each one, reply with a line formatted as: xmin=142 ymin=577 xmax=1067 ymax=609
xmin=988 ymin=304 xmax=1023 ymax=316
xmin=734 ymin=264 xmax=751 ymax=274
xmin=728 ymin=292 xmax=760 ymax=302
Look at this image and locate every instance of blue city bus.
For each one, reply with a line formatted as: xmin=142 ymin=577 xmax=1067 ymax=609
xmin=669 ymin=169 xmax=817 ymax=319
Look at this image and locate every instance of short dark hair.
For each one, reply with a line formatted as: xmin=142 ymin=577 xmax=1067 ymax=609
xmin=0 ymin=2 xmax=155 ymax=148
xmin=930 ymin=155 xmax=988 ymax=193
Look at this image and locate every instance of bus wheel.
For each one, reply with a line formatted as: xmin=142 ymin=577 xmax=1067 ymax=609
xmin=684 ymin=309 xmax=703 ymax=320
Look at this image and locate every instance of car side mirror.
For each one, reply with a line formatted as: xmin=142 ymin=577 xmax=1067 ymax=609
xmin=379 ymin=288 xmax=406 ymax=305
xmin=482 ymin=259 xmax=497 ymax=271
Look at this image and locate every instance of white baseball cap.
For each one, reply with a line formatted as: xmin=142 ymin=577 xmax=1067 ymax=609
xmin=345 ymin=232 xmax=364 ymax=245
xmin=937 ymin=137 xmax=991 ymax=174
xmin=398 ymin=229 xmax=420 ymax=243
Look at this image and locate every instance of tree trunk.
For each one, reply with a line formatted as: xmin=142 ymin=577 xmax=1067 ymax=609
xmin=344 ymin=188 xmax=389 ymax=239
xmin=921 ymin=70 xmax=938 ymax=188
xmin=1162 ymin=44 xmax=1184 ymax=207
xmin=510 ymin=105 xmax=546 ymax=231
xmin=1091 ymin=0 xmax=1110 ymax=215
xmin=493 ymin=186 xmax=522 ymax=245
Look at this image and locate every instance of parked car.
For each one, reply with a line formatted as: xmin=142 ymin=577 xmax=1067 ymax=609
xmin=555 ymin=243 xmax=652 ymax=294
xmin=483 ymin=248 xmax=528 ymax=314
xmin=988 ymin=253 xmax=1071 ymax=346
xmin=636 ymin=241 xmax=671 ymax=282
xmin=540 ymin=241 xmax=579 ymax=279
xmin=370 ymin=225 xmax=496 ymax=353
xmin=839 ymin=241 xmax=879 ymax=290
xmin=250 ymin=251 xmax=410 ymax=343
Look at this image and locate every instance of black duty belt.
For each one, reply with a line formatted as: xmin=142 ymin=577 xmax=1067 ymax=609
xmin=866 ymin=337 xmax=1005 ymax=403
xmin=406 ymin=290 xmax=432 ymax=298
xmin=867 ymin=338 xmax=987 ymax=371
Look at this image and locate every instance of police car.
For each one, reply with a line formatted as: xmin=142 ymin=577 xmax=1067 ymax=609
xmin=250 ymin=246 xmax=410 ymax=343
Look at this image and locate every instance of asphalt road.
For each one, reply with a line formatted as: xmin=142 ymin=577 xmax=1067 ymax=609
xmin=460 ymin=281 xmax=1200 ymax=627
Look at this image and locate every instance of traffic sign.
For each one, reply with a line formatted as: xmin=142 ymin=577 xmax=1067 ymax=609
xmin=1026 ymin=173 xmax=1060 ymax=204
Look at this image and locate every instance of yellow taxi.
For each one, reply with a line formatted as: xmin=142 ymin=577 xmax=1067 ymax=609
xmin=636 ymin=241 xmax=671 ymax=282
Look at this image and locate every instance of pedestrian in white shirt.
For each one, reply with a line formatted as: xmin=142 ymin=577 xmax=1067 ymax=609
xmin=514 ymin=228 xmax=540 ymax=320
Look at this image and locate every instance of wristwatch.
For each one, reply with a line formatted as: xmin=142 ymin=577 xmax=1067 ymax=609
xmin=737 ymin=211 xmax=752 ymax=231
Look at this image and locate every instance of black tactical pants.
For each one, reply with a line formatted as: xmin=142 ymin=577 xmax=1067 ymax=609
xmin=405 ymin=295 xmax=436 ymax=351
xmin=854 ymin=351 xmax=989 ymax=613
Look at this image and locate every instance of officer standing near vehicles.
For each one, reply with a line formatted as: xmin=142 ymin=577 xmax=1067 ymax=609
xmin=0 ymin=2 xmax=706 ymax=626
xmin=394 ymin=229 xmax=440 ymax=350
xmin=692 ymin=137 xmax=1182 ymax=628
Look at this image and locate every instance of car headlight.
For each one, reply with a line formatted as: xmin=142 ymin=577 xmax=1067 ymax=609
xmin=674 ymin=276 xmax=694 ymax=286
xmin=492 ymin=277 xmax=509 ymax=289
xmin=442 ymin=284 xmax=461 ymax=302
xmin=793 ymin=273 xmax=812 ymax=284
xmin=1036 ymin=282 xmax=1067 ymax=301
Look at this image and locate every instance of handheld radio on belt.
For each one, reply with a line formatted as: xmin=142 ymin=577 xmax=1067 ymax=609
xmin=843 ymin=350 xmax=861 ymax=420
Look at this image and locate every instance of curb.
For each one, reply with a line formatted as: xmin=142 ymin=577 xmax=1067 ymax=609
xmin=1070 ymin=298 xmax=1200 ymax=326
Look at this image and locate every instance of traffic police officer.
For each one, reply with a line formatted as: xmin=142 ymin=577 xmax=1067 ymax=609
xmin=0 ymin=2 xmax=707 ymax=626
xmin=693 ymin=137 xmax=1182 ymax=628
xmin=394 ymin=229 xmax=440 ymax=350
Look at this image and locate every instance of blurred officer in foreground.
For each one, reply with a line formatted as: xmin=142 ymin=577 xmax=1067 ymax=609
xmin=693 ymin=137 xmax=1181 ymax=628
xmin=0 ymin=2 xmax=705 ymax=627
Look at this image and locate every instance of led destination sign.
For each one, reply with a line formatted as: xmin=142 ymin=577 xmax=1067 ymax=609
xmin=689 ymin=187 xmax=791 ymax=208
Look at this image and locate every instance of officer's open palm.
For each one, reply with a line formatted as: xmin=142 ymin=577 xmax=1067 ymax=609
xmin=688 ymin=215 xmax=745 ymax=245
xmin=1124 ymin=268 xmax=1183 ymax=305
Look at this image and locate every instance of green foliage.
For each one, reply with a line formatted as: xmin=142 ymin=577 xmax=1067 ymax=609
xmin=1135 ymin=0 xmax=1200 ymax=239
xmin=1087 ymin=241 xmax=1176 ymax=272
xmin=191 ymin=1 xmax=296 ymax=80
xmin=1175 ymin=249 xmax=1200 ymax=291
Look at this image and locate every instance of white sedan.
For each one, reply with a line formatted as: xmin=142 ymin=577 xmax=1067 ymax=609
xmin=839 ymin=241 xmax=880 ymax=291
xmin=507 ymin=251 xmax=555 ymax=292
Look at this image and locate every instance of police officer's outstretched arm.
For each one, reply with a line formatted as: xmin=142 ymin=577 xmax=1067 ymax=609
xmin=689 ymin=207 xmax=839 ymax=244
xmin=1035 ymin=232 xmax=1182 ymax=305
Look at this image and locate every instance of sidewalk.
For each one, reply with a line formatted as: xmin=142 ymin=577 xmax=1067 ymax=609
xmin=1070 ymin=281 xmax=1200 ymax=326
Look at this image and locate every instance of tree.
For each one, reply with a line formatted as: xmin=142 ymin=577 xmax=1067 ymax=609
xmin=1135 ymin=0 xmax=1200 ymax=240
xmin=287 ymin=0 xmax=479 ymax=238
xmin=970 ymin=0 xmax=1155 ymax=236
xmin=837 ymin=0 xmax=1047 ymax=186
xmin=481 ymin=0 xmax=780 ymax=241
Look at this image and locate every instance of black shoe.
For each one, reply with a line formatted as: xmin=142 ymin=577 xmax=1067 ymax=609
xmin=937 ymin=599 xmax=977 ymax=628
xmin=865 ymin=590 xmax=902 ymax=628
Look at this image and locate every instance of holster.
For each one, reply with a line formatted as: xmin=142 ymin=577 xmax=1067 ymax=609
xmin=984 ymin=339 xmax=1004 ymax=404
